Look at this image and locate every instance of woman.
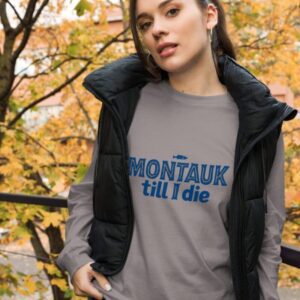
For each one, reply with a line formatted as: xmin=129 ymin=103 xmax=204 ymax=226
xmin=56 ymin=0 xmax=298 ymax=299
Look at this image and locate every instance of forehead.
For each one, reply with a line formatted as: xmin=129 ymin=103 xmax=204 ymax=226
xmin=136 ymin=0 xmax=184 ymax=19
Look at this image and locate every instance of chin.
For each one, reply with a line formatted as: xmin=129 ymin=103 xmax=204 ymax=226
xmin=158 ymin=59 xmax=192 ymax=74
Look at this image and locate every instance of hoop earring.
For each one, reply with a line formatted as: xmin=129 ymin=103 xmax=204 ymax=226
xmin=146 ymin=50 xmax=152 ymax=64
xmin=146 ymin=50 xmax=159 ymax=69
xmin=209 ymin=28 xmax=213 ymax=43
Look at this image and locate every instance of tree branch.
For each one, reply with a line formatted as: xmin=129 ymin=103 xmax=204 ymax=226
xmin=12 ymin=0 xmax=50 ymax=61
xmin=0 ymin=0 xmax=12 ymax=31
xmin=14 ymin=0 xmax=38 ymax=34
xmin=4 ymin=0 xmax=25 ymax=26
xmin=26 ymin=219 xmax=50 ymax=263
xmin=68 ymin=77 xmax=97 ymax=138
xmin=10 ymin=53 xmax=90 ymax=99
xmin=8 ymin=63 xmax=89 ymax=127
xmin=41 ymin=162 xmax=80 ymax=168
xmin=31 ymin=0 xmax=49 ymax=24
xmin=51 ymin=135 xmax=94 ymax=143
xmin=8 ymin=26 xmax=130 ymax=128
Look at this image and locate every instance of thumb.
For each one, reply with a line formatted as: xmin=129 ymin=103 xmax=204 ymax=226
xmin=91 ymin=270 xmax=112 ymax=292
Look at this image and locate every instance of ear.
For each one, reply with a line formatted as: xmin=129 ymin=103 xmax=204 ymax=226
xmin=206 ymin=3 xmax=218 ymax=30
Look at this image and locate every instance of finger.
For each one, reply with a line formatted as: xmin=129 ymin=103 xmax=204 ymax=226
xmin=92 ymin=270 xmax=112 ymax=292
xmin=73 ymin=272 xmax=104 ymax=300
xmin=80 ymin=282 xmax=104 ymax=300
xmin=74 ymin=288 xmax=87 ymax=297
xmin=74 ymin=286 xmax=89 ymax=297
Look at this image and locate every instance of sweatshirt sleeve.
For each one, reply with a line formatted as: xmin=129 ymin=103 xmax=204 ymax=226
xmin=56 ymin=138 xmax=98 ymax=281
xmin=257 ymin=131 xmax=286 ymax=300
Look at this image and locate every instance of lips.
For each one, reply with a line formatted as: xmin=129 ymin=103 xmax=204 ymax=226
xmin=157 ymin=42 xmax=178 ymax=54
xmin=161 ymin=45 xmax=177 ymax=53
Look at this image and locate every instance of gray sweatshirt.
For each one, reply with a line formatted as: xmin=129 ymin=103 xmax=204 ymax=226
xmin=56 ymin=79 xmax=286 ymax=300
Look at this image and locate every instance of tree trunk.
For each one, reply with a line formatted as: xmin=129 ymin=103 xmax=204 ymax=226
xmin=26 ymin=219 xmax=71 ymax=300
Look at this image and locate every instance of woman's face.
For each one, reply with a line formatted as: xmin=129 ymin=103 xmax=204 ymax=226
xmin=135 ymin=0 xmax=217 ymax=74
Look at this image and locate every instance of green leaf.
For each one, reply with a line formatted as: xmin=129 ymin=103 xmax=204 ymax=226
xmin=64 ymin=289 xmax=74 ymax=298
xmin=67 ymin=43 xmax=80 ymax=56
xmin=75 ymin=0 xmax=93 ymax=17
xmin=8 ymin=101 xmax=20 ymax=114
xmin=75 ymin=163 xmax=89 ymax=182
xmin=52 ymin=60 xmax=62 ymax=69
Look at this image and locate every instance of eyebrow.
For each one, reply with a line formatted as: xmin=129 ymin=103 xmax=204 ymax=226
xmin=136 ymin=0 xmax=176 ymax=22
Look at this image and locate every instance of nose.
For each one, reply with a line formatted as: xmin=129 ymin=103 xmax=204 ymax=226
xmin=151 ymin=19 xmax=168 ymax=40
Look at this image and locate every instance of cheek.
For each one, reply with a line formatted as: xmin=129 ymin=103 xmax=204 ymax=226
xmin=176 ymin=16 xmax=206 ymax=43
xmin=139 ymin=37 xmax=153 ymax=54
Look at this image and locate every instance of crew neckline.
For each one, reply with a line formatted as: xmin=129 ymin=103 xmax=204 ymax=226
xmin=158 ymin=79 xmax=232 ymax=106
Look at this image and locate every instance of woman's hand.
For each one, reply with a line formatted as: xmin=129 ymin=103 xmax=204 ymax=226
xmin=71 ymin=261 xmax=112 ymax=300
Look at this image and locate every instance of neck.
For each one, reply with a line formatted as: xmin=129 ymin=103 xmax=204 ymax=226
xmin=168 ymin=47 xmax=227 ymax=97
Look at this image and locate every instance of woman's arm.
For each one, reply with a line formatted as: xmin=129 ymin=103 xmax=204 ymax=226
xmin=257 ymin=131 xmax=286 ymax=300
xmin=56 ymin=138 xmax=98 ymax=280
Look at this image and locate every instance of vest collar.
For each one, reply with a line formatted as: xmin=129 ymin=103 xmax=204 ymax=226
xmin=83 ymin=53 xmax=298 ymax=135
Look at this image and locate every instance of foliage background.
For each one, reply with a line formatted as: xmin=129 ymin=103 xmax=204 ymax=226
xmin=0 ymin=0 xmax=299 ymax=298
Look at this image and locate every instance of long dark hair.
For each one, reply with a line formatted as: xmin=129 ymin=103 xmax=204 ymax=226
xmin=129 ymin=0 xmax=236 ymax=82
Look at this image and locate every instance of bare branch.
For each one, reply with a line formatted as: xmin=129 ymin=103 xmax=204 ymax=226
xmin=0 ymin=123 xmax=75 ymax=182
xmin=12 ymin=29 xmax=33 ymax=62
xmin=14 ymin=0 xmax=38 ymax=34
xmin=4 ymin=0 xmax=25 ymax=26
xmin=286 ymin=207 xmax=300 ymax=222
xmin=26 ymin=219 xmax=50 ymax=262
xmin=14 ymin=55 xmax=90 ymax=81
xmin=8 ymin=26 xmax=130 ymax=128
xmin=11 ymin=53 xmax=90 ymax=98
xmin=8 ymin=62 xmax=90 ymax=128
xmin=51 ymin=135 xmax=94 ymax=143
xmin=31 ymin=0 xmax=49 ymax=24
xmin=0 ymin=123 xmax=55 ymax=159
xmin=41 ymin=162 xmax=80 ymax=168
xmin=68 ymin=78 xmax=97 ymax=137
xmin=0 ymin=0 xmax=12 ymax=31
xmin=12 ymin=0 xmax=50 ymax=61
xmin=15 ymin=52 xmax=65 ymax=76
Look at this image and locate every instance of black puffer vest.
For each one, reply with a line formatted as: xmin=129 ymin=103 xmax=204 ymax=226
xmin=82 ymin=53 xmax=298 ymax=300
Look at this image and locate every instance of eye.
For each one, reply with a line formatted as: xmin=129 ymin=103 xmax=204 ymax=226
xmin=138 ymin=21 xmax=152 ymax=32
xmin=166 ymin=8 xmax=180 ymax=17
xmin=138 ymin=8 xmax=180 ymax=33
